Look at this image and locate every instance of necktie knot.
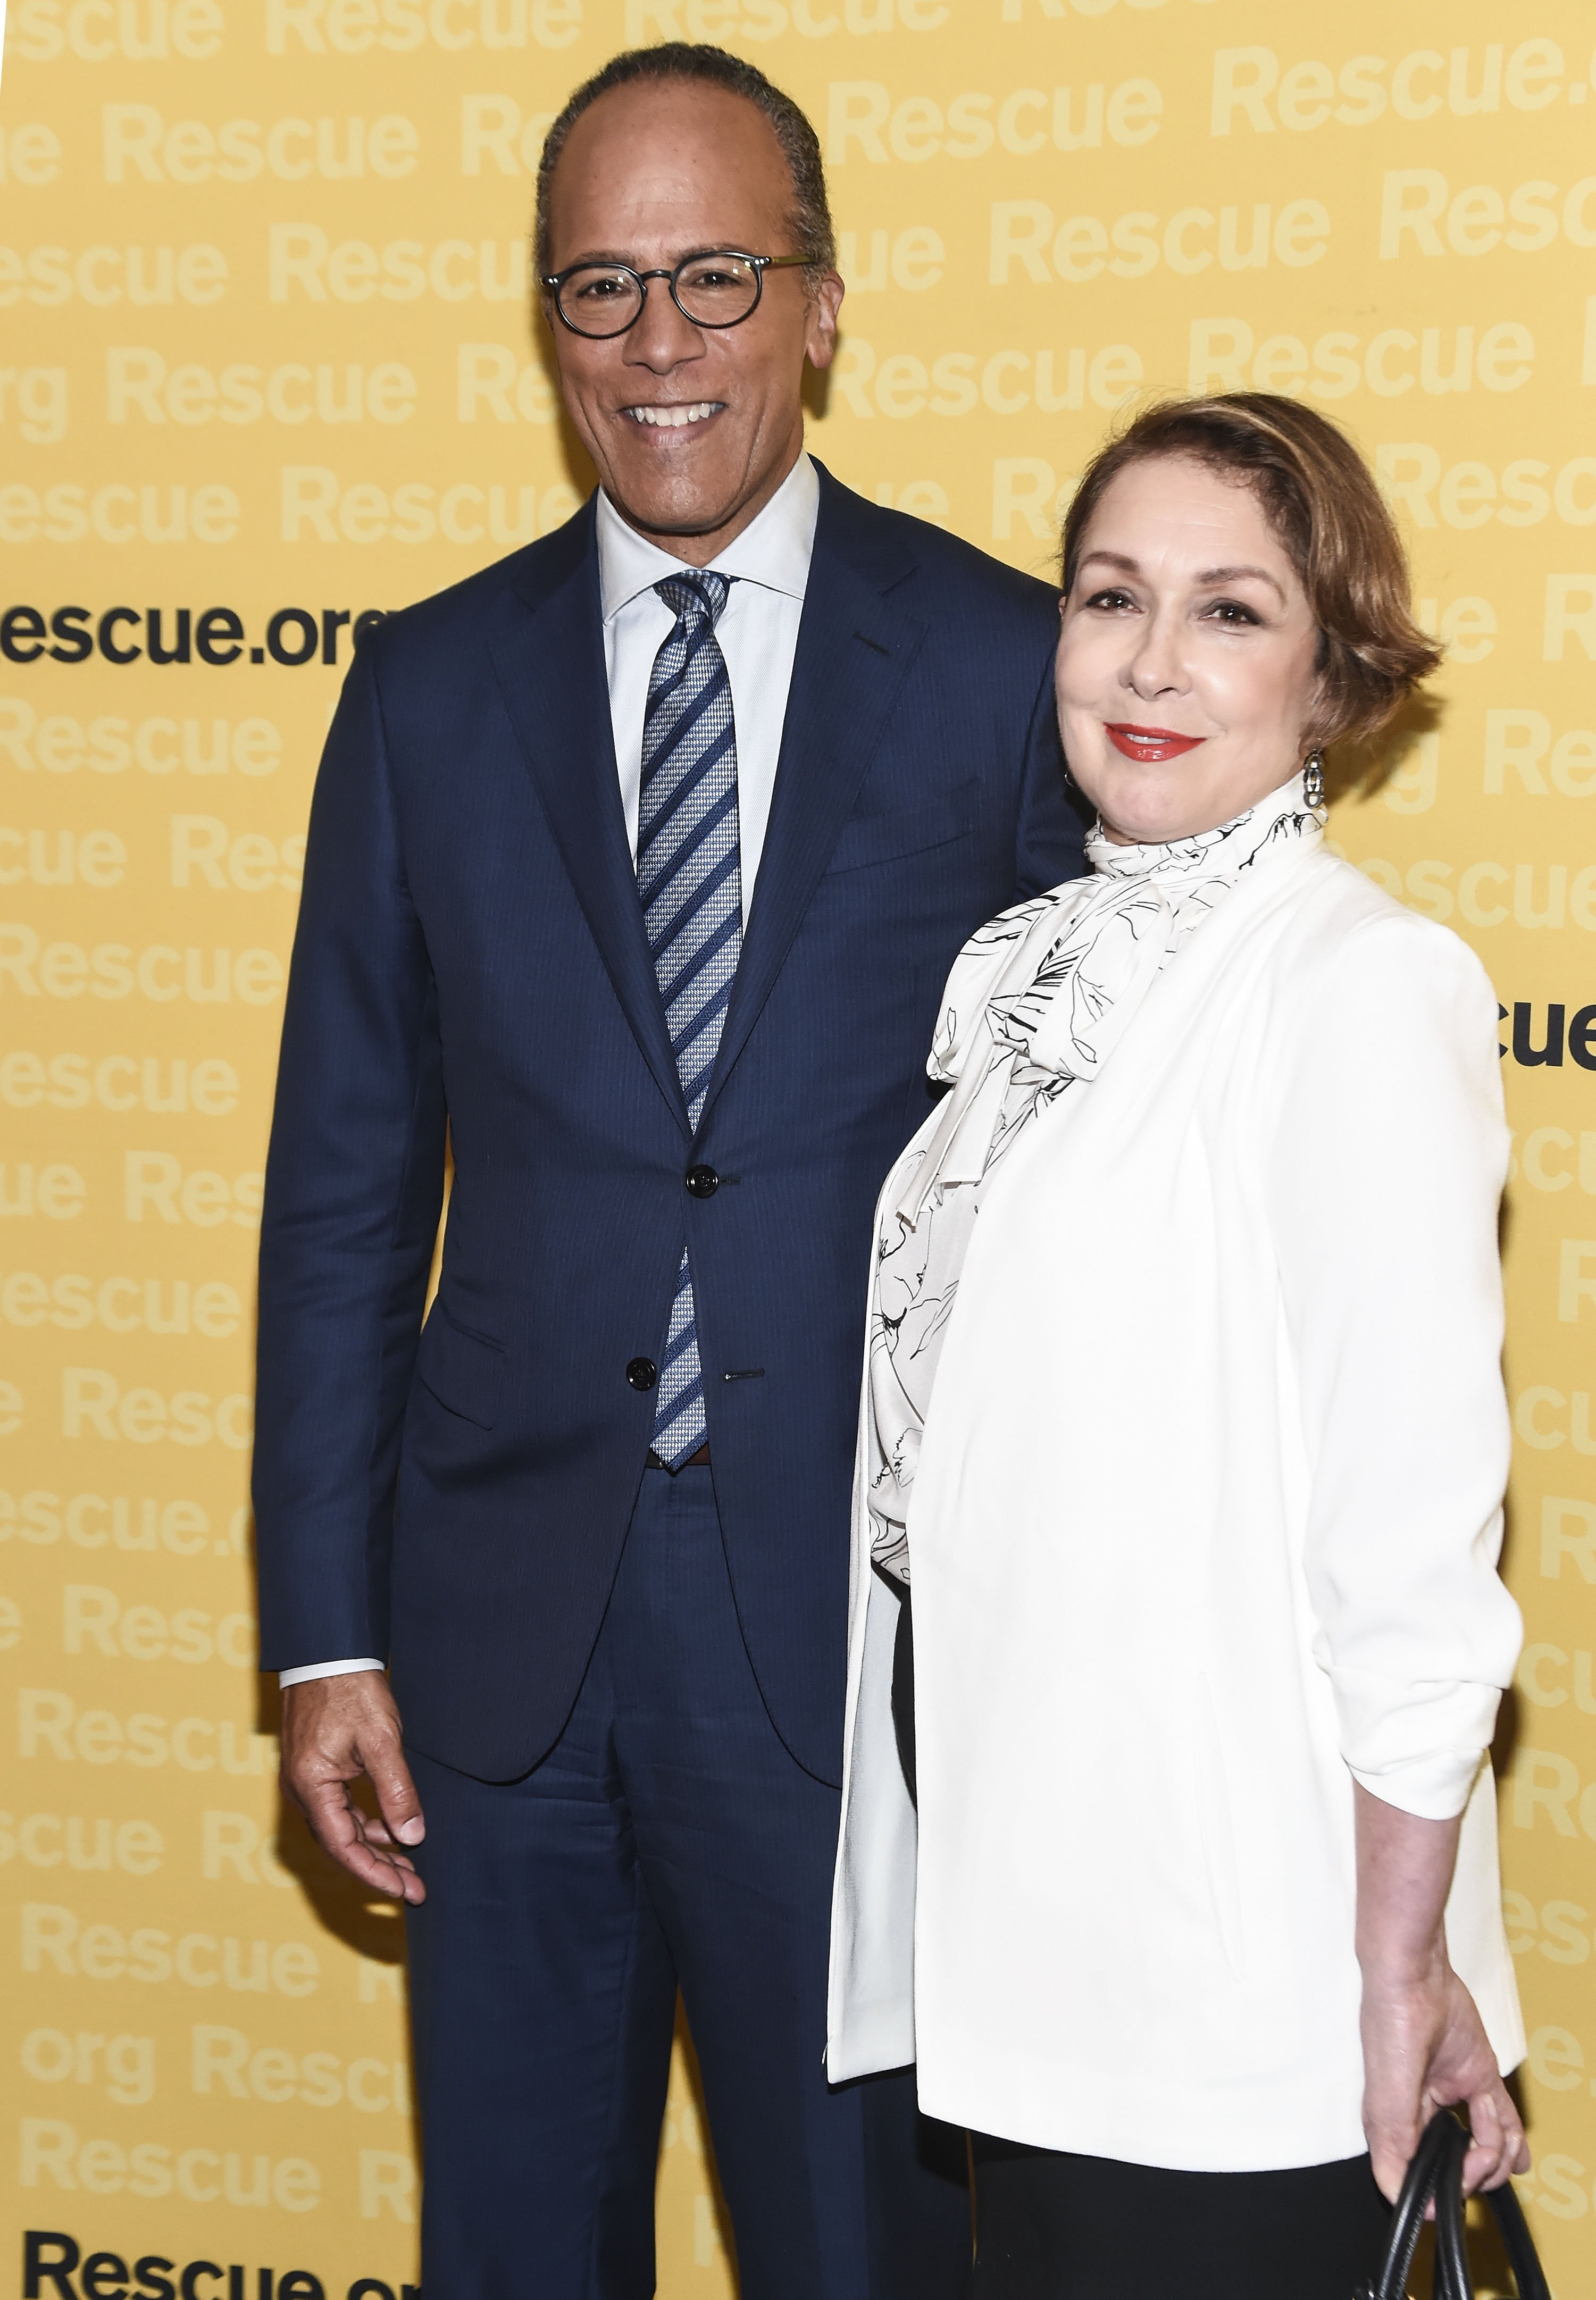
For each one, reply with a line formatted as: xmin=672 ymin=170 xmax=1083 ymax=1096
xmin=656 ymin=570 xmax=730 ymax=628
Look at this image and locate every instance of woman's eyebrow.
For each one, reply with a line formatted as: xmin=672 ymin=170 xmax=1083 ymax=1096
xmin=1196 ymin=564 xmax=1286 ymax=601
xmin=1076 ymin=550 xmax=1287 ymax=604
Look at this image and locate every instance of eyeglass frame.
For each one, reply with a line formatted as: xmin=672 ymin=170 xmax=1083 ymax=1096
xmin=539 ymin=248 xmax=820 ymax=339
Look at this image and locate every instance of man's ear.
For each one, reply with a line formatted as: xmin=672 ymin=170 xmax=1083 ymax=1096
xmin=805 ymin=271 xmax=846 ymax=372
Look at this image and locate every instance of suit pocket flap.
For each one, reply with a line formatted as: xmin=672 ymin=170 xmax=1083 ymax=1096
xmin=416 ymin=1304 xmax=504 ymax=1429
xmin=825 ymin=781 xmax=976 ymax=874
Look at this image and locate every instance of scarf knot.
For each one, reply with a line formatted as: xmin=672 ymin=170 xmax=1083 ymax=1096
xmin=897 ymin=774 xmax=1323 ymax=1226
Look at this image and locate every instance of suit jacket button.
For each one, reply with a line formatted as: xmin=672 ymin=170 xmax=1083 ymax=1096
xmin=626 ymin=1357 xmax=658 ymax=1392
xmin=686 ymin=1164 xmax=720 ymax=1198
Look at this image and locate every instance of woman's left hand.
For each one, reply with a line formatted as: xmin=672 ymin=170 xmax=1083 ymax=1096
xmin=1359 ymin=1956 xmax=1529 ymax=2203
xmin=1353 ymin=1784 xmax=1528 ymax=2203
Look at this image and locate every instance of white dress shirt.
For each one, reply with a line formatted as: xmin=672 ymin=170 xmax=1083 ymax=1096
xmin=600 ymin=450 xmax=817 ymax=906
xmin=279 ymin=455 xmax=821 ymax=1690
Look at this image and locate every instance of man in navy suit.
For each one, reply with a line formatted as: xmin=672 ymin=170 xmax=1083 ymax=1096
xmin=255 ymin=41 xmax=1081 ymax=2300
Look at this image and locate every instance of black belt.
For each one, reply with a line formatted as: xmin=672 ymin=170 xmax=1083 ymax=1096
xmin=647 ymin=1442 xmax=712 ymax=1470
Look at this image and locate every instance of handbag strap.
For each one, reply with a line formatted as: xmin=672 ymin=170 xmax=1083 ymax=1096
xmin=1362 ymin=2111 xmax=1552 ymax=2300
xmin=1432 ymin=2123 xmax=1474 ymax=2300
xmin=1363 ymin=2113 xmax=1463 ymax=2300
xmin=1484 ymin=2182 xmax=1552 ymax=2300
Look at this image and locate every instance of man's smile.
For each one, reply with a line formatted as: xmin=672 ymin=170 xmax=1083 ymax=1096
xmin=622 ymin=400 xmax=726 ymax=428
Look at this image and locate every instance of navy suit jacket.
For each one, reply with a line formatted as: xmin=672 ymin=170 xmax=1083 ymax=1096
xmin=254 ymin=462 xmax=1083 ymax=1785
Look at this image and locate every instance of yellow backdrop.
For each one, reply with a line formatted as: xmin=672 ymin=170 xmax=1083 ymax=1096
xmin=3 ymin=0 xmax=1594 ymax=2290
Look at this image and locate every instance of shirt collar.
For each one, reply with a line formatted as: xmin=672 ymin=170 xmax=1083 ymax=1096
xmin=596 ymin=451 xmax=819 ymax=625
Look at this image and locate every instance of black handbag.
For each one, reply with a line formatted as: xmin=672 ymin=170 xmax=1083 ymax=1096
xmin=1359 ymin=2110 xmax=1551 ymax=2300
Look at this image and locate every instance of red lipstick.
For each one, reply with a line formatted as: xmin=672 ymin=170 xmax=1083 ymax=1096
xmin=1104 ymin=723 xmax=1205 ymax=763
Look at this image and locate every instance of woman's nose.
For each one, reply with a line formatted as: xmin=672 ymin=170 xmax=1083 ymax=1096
xmin=1124 ymin=613 xmax=1188 ymax=698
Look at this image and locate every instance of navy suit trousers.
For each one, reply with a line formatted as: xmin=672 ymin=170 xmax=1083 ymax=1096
xmin=404 ymin=1465 xmax=971 ymax=2299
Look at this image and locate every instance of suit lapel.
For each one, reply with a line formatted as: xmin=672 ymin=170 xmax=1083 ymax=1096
xmin=697 ymin=469 xmax=925 ymax=1130
xmin=486 ymin=510 xmax=689 ymax=1138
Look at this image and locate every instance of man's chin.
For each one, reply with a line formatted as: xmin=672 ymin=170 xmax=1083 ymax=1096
xmin=601 ymin=468 xmax=749 ymax=544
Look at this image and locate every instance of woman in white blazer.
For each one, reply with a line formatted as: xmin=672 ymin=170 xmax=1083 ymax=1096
xmin=828 ymin=396 xmax=1528 ymax=2297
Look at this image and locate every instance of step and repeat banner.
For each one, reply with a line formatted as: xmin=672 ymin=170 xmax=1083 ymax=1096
xmin=2 ymin=0 xmax=1594 ymax=2289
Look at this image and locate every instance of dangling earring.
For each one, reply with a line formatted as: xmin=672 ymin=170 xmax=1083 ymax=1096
xmin=1302 ymin=750 xmax=1325 ymax=810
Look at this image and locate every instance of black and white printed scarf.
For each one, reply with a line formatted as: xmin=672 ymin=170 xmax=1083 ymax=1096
xmin=867 ymin=772 xmax=1325 ymax=1583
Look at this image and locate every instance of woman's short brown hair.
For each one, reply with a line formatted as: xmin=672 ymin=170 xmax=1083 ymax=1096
xmin=1059 ymin=394 xmax=1442 ymax=748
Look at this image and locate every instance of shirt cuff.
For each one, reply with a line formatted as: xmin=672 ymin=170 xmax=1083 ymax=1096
xmin=278 ymin=1658 xmax=385 ymax=1689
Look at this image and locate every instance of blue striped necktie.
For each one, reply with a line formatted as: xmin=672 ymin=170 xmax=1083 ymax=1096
xmin=637 ymin=569 xmax=741 ymax=1469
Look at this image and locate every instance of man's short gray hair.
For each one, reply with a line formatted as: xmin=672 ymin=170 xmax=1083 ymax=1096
xmin=534 ymin=43 xmax=837 ymax=292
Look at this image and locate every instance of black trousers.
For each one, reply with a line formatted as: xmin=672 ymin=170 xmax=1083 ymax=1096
xmin=970 ymin=2134 xmax=1391 ymax=2299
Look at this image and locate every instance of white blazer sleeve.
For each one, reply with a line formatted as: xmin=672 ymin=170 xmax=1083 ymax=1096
xmin=1266 ymin=908 xmax=1522 ymax=1821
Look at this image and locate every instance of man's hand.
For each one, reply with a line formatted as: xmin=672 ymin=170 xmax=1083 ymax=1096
xmin=280 ymin=1672 xmax=426 ymax=1905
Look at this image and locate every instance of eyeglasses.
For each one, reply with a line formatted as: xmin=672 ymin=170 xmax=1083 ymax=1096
xmin=540 ymin=249 xmax=817 ymax=340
